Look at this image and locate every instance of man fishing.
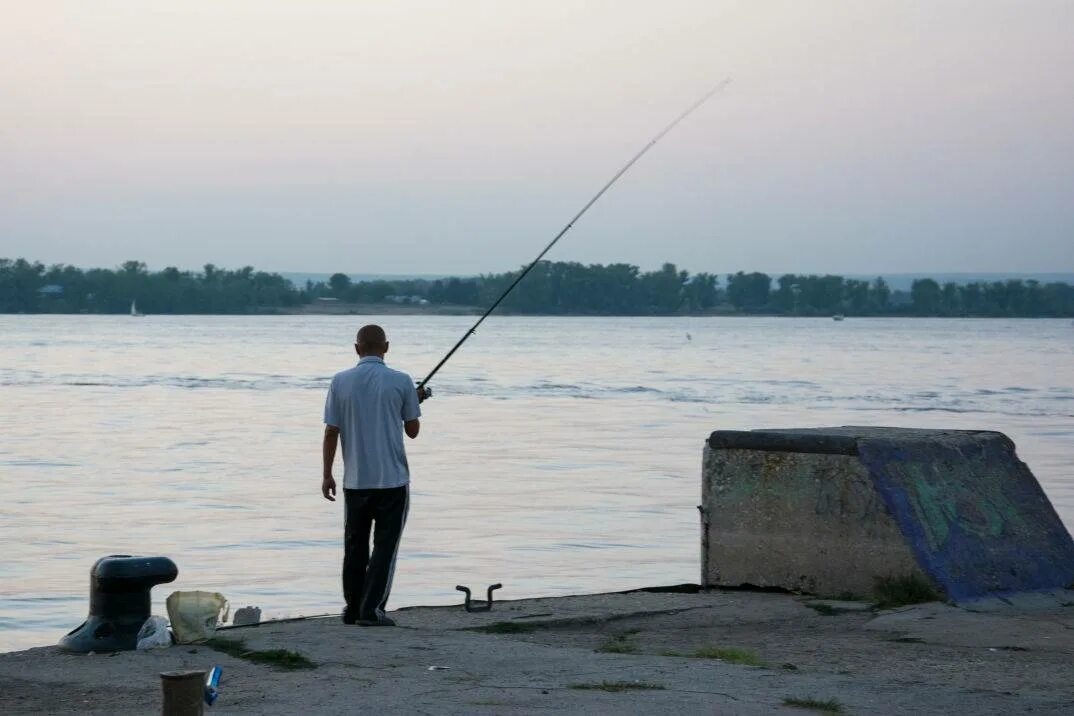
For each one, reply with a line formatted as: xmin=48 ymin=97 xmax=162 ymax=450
xmin=322 ymin=324 xmax=427 ymax=626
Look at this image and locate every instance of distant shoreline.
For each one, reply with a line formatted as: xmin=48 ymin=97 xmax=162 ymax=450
xmin=3 ymin=304 xmax=1071 ymax=319
xmin=5 ymin=257 xmax=1074 ymax=318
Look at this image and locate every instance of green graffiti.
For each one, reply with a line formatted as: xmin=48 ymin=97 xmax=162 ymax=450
xmin=894 ymin=452 xmax=1025 ymax=552
xmin=904 ymin=465 xmax=956 ymax=551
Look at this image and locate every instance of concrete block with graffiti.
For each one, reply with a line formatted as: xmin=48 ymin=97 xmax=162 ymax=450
xmin=701 ymin=427 xmax=1074 ymax=602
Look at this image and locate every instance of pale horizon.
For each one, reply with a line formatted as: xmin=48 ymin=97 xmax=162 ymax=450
xmin=3 ymin=1 xmax=1072 ymax=275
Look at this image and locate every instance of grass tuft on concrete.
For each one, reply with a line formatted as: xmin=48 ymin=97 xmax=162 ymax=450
xmin=872 ymin=574 xmax=941 ymax=608
xmin=806 ymin=603 xmax=840 ymax=616
xmin=204 ymin=637 xmax=316 ymax=670
xmin=569 ymin=681 xmax=666 ymax=692
xmin=596 ymin=633 xmax=640 ymax=654
xmin=783 ymin=696 xmax=845 ymax=713
xmin=690 ymin=646 xmax=765 ymax=666
xmin=470 ymin=621 xmax=540 ymax=634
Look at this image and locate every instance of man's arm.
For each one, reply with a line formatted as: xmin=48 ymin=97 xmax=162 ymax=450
xmin=322 ymin=425 xmax=339 ymax=500
xmin=402 ymin=378 xmax=422 ymax=439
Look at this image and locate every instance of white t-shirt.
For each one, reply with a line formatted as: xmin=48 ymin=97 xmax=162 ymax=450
xmin=324 ymin=356 xmax=421 ymax=490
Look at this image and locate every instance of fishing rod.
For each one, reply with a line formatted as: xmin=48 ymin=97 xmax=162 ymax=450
xmin=417 ymin=79 xmax=731 ymax=395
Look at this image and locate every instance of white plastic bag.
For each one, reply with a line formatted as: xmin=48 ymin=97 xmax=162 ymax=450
xmin=136 ymin=615 xmax=172 ymax=650
xmin=165 ymin=591 xmax=229 ymax=644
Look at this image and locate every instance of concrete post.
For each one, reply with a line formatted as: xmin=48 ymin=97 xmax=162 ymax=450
xmin=702 ymin=427 xmax=1074 ymax=602
xmin=160 ymin=670 xmax=204 ymax=716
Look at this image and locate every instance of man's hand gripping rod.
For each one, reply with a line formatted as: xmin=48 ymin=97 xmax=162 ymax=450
xmin=416 ymin=80 xmax=731 ymax=401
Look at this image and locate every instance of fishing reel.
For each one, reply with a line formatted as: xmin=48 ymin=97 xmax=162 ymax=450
xmin=416 ymin=384 xmax=433 ymax=403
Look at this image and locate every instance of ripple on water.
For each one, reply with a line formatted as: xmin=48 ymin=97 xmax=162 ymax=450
xmin=191 ymin=539 xmax=336 ymax=552
xmin=556 ymin=542 xmax=642 ymax=550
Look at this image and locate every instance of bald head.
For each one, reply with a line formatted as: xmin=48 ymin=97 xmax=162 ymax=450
xmin=355 ymin=324 xmax=389 ymax=357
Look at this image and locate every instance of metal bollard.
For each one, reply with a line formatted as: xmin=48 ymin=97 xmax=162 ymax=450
xmin=60 ymin=555 xmax=178 ymax=652
xmin=160 ymin=670 xmax=205 ymax=716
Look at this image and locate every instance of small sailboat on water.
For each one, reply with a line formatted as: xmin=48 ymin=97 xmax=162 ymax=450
xmin=130 ymin=300 xmax=145 ymax=317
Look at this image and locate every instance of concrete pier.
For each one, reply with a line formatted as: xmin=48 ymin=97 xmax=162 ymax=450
xmin=4 ymin=588 xmax=1074 ymax=715
xmin=702 ymin=427 xmax=1074 ymax=601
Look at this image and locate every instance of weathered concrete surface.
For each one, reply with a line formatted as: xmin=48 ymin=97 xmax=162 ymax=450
xmin=703 ymin=427 xmax=1074 ymax=601
xmin=702 ymin=444 xmax=924 ymax=596
xmin=2 ymin=589 xmax=1073 ymax=715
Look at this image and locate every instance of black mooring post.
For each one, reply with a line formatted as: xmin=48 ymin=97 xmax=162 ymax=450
xmin=60 ymin=555 xmax=178 ymax=653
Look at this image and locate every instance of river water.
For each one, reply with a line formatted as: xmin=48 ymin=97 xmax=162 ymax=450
xmin=1 ymin=315 xmax=1072 ymax=652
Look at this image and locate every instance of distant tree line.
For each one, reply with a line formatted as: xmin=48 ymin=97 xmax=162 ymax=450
xmin=4 ymin=257 xmax=1074 ymax=317
xmin=324 ymin=264 xmax=1074 ymax=317
xmin=0 ymin=259 xmax=300 ymax=314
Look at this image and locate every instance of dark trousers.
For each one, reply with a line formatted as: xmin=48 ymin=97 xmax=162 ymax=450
xmin=343 ymin=485 xmax=409 ymax=620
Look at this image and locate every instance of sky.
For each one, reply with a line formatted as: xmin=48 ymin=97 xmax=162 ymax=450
xmin=2 ymin=1 xmax=1072 ymax=276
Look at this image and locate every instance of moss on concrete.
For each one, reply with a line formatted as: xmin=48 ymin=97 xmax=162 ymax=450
xmin=873 ymin=574 xmax=941 ymax=609
xmin=204 ymin=637 xmax=316 ymax=670
xmin=569 ymin=681 xmax=666 ymax=692
xmin=783 ymin=696 xmax=844 ymax=713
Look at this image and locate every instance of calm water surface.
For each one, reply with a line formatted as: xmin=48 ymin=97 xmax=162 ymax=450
xmin=1 ymin=315 xmax=1073 ymax=652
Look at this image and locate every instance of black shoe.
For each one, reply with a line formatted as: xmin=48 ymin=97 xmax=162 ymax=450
xmin=357 ymin=615 xmax=396 ymax=627
xmin=342 ymin=610 xmax=359 ymax=625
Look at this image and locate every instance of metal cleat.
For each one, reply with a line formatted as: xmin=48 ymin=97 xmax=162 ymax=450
xmin=456 ymin=583 xmax=502 ymax=612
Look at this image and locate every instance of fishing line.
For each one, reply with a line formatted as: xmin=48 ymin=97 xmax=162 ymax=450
xmin=418 ymin=79 xmax=731 ymax=394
